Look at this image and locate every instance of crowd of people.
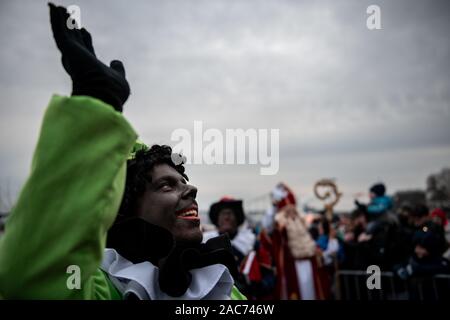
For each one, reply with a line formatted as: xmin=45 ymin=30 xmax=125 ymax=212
xmin=204 ymin=183 xmax=450 ymax=300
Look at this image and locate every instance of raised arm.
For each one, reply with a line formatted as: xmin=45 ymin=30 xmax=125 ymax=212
xmin=0 ymin=4 xmax=136 ymax=299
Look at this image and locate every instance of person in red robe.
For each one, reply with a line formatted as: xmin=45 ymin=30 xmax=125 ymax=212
xmin=260 ymin=183 xmax=330 ymax=300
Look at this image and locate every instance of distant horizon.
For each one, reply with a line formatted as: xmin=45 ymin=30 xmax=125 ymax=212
xmin=1 ymin=166 xmax=447 ymax=214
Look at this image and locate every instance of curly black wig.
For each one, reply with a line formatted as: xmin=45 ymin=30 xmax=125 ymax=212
xmin=116 ymin=144 xmax=188 ymax=223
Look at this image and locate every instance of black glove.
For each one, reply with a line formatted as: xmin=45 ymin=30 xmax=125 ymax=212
xmin=158 ymin=234 xmax=239 ymax=297
xmin=49 ymin=3 xmax=130 ymax=112
xmin=354 ymin=200 xmax=367 ymax=213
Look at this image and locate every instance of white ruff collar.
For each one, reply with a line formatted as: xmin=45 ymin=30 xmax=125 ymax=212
xmin=100 ymin=248 xmax=234 ymax=300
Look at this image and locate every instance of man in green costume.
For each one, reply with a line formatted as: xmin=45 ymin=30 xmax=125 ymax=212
xmin=0 ymin=3 xmax=246 ymax=300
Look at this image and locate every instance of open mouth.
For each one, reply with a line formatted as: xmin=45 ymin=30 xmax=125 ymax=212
xmin=175 ymin=204 xmax=199 ymax=221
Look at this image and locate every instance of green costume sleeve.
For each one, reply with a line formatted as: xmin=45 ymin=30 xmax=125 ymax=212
xmin=231 ymin=286 xmax=247 ymax=300
xmin=0 ymin=95 xmax=137 ymax=299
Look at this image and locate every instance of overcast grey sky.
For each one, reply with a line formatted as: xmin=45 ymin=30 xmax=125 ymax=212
xmin=0 ymin=0 xmax=449 ymax=213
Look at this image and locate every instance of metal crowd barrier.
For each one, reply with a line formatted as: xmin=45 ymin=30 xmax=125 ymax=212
xmin=336 ymin=270 xmax=450 ymax=300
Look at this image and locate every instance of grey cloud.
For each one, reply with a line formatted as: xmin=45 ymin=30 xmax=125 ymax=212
xmin=1 ymin=0 xmax=449 ymax=210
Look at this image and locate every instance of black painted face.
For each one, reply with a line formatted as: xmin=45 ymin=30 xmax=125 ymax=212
xmin=136 ymin=163 xmax=202 ymax=244
xmin=217 ymin=208 xmax=238 ymax=237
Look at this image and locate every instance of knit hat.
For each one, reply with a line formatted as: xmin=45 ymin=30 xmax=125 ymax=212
xmin=370 ymin=183 xmax=386 ymax=197
xmin=431 ymin=208 xmax=448 ymax=227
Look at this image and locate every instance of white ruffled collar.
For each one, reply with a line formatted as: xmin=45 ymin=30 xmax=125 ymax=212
xmin=100 ymin=248 xmax=234 ymax=300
